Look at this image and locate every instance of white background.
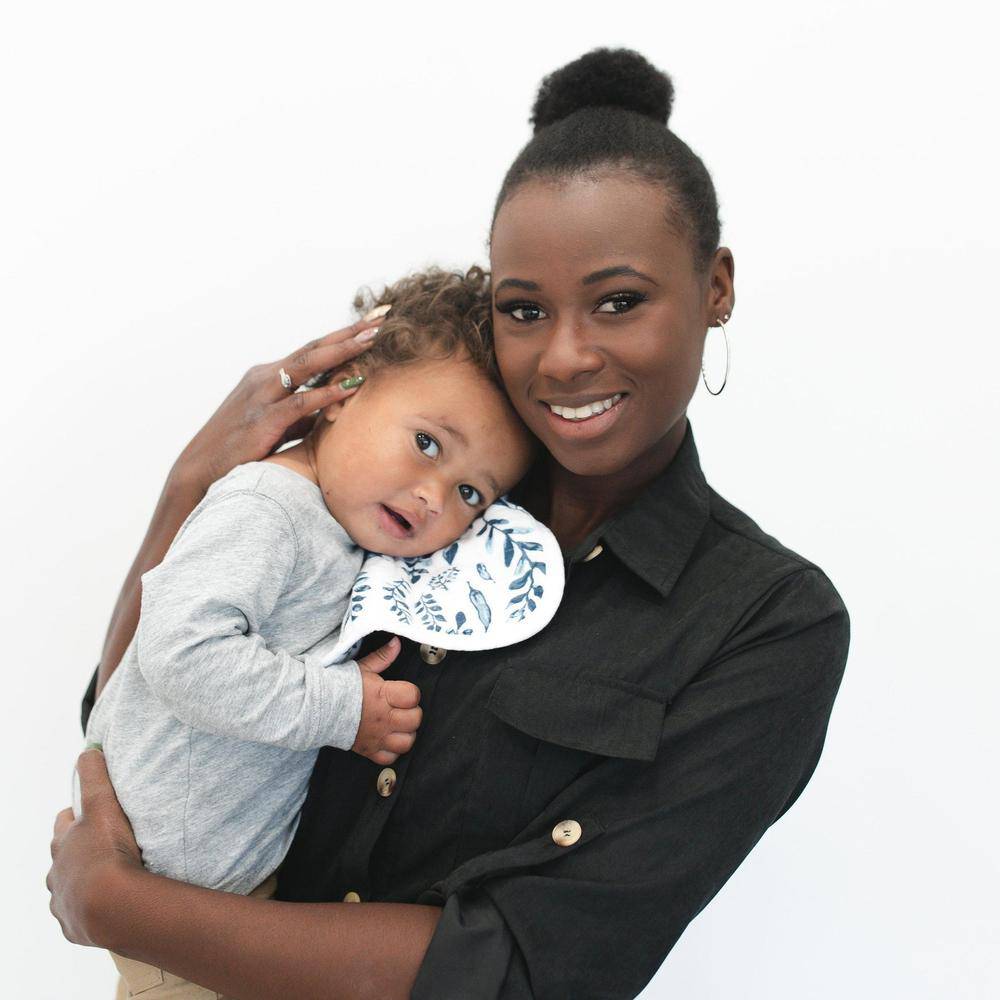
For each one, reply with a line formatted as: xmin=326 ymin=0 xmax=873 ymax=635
xmin=3 ymin=2 xmax=997 ymax=997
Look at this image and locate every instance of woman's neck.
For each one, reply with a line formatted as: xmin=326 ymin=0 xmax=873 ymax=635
xmin=537 ymin=417 xmax=689 ymax=551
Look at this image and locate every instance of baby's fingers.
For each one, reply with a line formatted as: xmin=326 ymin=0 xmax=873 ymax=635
xmin=383 ymin=680 xmax=421 ymax=711
xmin=380 ymin=731 xmax=417 ymax=755
xmin=387 ymin=705 xmax=422 ymax=733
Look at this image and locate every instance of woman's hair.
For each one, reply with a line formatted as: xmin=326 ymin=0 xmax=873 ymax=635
xmin=352 ymin=265 xmax=498 ymax=383
xmin=492 ymin=48 xmax=721 ymax=274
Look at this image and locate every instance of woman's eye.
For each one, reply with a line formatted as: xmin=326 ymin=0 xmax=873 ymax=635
xmin=459 ymin=484 xmax=482 ymax=507
xmin=595 ymin=292 xmax=647 ymax=315
xmin=415 ymin=431 xmax=440 ymax=458
xmin=499 ymin=302 xmax=548 ymax=323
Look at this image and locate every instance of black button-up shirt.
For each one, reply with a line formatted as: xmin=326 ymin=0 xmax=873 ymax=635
xmin=82 ymin=419 xmax=850 ymax=999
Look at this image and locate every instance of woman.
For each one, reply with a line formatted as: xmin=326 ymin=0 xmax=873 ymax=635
xmin=48 ymin=48 xmax=850 ymax=999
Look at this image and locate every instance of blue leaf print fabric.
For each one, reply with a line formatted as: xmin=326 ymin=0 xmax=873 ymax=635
xmin=312 ymin=497 xmax=565 ymax=664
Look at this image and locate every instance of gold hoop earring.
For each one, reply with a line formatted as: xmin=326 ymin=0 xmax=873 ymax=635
xmin=701 ymin=315 xmax=730 ymax=396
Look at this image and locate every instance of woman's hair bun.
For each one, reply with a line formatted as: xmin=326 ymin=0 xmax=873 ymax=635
xmin=530 ymin=48 xmax=674 ymax=133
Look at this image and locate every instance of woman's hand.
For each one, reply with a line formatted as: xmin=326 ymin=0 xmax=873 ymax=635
xmin=171 ymin=312 xmax=386 ymax=496
xmin=47 ymin=750 xmax=145 ymax=949
xmin=47 ymin=749 xmax=442 ymax=1000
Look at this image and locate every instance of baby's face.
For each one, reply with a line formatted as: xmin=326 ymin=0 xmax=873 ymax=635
xmin=313 ymin=356 xmax=534 ymax=557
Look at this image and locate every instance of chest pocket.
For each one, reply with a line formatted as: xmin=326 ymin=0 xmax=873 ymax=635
xmin=456 ymin=666 xmax=667 ymax=863
xmin=487 ymin=666 xmax=666 ymax=762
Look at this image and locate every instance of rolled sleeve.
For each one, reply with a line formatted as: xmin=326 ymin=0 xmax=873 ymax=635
xmin=414 ymin=569 xmax=850 ymax=1000
xmin=413 ymin=890 xmax=533 ymax=1000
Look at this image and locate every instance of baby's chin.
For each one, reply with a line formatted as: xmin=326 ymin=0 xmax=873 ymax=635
xmin=377 ymin=530 xmax=470 ymax=559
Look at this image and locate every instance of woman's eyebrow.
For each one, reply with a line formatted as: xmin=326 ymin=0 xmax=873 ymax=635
xmin=494 ymin=277 xmax=540 ymax=294
xmin=582 ymin=265 xmax=659 ymax=286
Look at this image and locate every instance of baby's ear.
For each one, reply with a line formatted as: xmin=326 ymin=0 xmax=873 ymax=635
xmin=322 ymin=398 xmax=348 ymax=423
xmin=322 ymin=373 xmax=364 ymax=422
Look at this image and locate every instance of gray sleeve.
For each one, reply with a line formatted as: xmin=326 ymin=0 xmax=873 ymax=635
xmin=135 ymin=490 xmax=362 ymax=752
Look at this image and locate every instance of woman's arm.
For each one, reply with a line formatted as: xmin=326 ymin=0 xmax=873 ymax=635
xmin=408 ymin=568 xmax=851 ymax=999
xmin=49 ymin=753 xmax=439 ymax=1000
xmin=94 ymin=316 xmax=383 ymax=697
xmin=58 ymin=570 xmax=849 ymax=999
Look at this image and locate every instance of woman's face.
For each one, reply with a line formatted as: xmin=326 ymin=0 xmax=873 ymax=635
xmin=490 ymin=173 xmax=733 ymax=481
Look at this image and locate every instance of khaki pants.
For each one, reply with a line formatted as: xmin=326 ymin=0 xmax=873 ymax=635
xmin=110 ymin=874 xmax=278 ymax=999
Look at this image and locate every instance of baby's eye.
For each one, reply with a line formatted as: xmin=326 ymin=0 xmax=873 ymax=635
xmin=595 ymin=292 xmax=647 ymax=314
xmin=458 ymin=484 xmax=482 ymax=507
xmin=415 ymin=431 xmax=440 ymax=458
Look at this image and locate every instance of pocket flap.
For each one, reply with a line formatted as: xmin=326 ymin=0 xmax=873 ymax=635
xmin=487 ymin=667 xmax=666 ymax=762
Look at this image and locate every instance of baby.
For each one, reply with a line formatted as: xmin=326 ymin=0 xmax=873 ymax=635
xmin=84 ymin=266 xmax=536 ymax=996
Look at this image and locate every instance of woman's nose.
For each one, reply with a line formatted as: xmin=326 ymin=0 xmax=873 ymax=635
xmin=535 ymin=314 xmax=604 ymax=384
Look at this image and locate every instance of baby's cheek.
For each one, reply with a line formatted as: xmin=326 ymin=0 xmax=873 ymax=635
xmin=430 ymin=514 xmax=472 ymax=554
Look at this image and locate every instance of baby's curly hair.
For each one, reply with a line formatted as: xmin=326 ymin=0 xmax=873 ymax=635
xmin=352 ymin=265 xmax=498 ymax=383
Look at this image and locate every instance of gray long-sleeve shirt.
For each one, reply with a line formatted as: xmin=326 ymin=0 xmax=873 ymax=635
xmin=85 ymin=461 xmax=365 ymax=894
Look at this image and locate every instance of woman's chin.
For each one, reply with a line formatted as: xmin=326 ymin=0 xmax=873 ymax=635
xmin=542 ymin=440 xmax=637 ymax=479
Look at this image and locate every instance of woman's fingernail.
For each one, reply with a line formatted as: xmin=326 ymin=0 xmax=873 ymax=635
xmin=85 ymin=741 xmax=103 ymax=752
xmin=363 ymin=303 xmax=392 ymax=322
xmin=339 ymin=374 xmax=365 ymax=390
xmin=355 ymin=326 xmax=380 ymax=342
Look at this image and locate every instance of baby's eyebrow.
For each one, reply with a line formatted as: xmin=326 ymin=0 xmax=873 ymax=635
xmin=448 ymin=434 xmax=501 ymax=498
xmin=434 ymin=420 xmax=468 ymax=448
xmin=417 ymin=415 xmax=500 ymax=499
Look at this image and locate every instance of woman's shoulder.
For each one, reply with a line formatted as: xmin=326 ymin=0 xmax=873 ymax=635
xmin=705 ymin=485 xmax=822 ymax=570
xmin=701 ymin=484 xmax=850 ymax=630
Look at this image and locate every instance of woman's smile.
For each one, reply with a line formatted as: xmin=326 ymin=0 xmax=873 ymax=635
xmin=539 ymin=391 xmax=629 ymax=440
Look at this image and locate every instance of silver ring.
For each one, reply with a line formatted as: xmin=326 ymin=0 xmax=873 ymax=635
xmin=278 ymin=367 xmax=294 ymax=391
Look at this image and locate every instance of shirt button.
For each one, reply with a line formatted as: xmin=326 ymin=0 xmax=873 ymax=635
xmin=419 ymin=643 xmax=447 ymax=665
xmin=376 ymin=767 xmax=397 ymax=797
xmin=582 ymin=544 xmax=603 ymax=562
xmin=552 ymin=819 xmax=582 ymax=847
xmin=343 ymin=891 xmax=362 ymax=903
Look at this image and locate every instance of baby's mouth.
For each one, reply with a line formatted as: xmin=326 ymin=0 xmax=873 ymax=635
xmin=381 ymin=504 xmax=413 ymax=532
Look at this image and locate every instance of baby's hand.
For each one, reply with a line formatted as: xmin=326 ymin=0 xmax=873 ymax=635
xmin=351 ymin=637 xmax=422 ymax=766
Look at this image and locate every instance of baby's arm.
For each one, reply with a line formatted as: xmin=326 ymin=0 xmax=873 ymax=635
xmin=135 ymin=490 xmax=360 ymax=752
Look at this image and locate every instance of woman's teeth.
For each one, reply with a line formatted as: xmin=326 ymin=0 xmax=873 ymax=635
xmin=547 ymin=393 xmax=622 ymax=421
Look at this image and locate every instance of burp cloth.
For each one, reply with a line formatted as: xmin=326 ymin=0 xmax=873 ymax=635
xmin=310 ymin=496 xmax=565 ymax=666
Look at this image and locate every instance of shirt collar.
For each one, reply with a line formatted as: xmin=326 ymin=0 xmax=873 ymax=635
xmin=566 ymin=419 xmax=710 ymax=598
xmin=510 ymin=419 xmax=710 ymax=600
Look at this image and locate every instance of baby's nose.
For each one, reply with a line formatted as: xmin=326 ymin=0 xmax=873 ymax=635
xmin=414 ymin=481 xmax=446 ymax=515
